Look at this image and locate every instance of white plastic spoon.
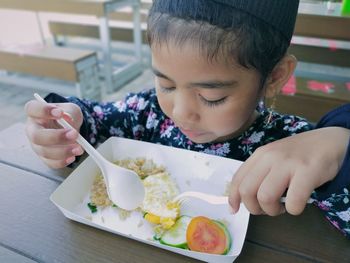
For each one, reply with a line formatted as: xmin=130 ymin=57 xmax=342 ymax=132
xmin=34 ymin=93 xmax=145 ymax=211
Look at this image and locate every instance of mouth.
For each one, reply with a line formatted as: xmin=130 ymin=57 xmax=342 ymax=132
xmin=179 ymin=127 xmax=208 ymax=139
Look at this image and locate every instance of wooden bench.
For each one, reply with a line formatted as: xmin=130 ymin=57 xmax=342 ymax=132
xmin=273 ymin=3 xmax=350 ymax=122
xmin=48 ymin=3 xmax=149 ymax=49
xmin=49 ymin=21 xmax=148 ymax=46
xmin=0 ymin=0 xmax=145 ymax=97
xmin=0 ymin=45 xmax=100 ymax=99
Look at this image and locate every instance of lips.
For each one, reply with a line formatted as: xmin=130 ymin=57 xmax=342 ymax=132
xmin=179 ymin=127 xmax=207 ymax=139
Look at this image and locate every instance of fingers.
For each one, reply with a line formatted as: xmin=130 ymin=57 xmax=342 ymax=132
xmin=25 ymin=100 xmax=80 ymax=129
xmin=24 ymin=99 xmax=85 ymax=169
xmin=32 ymin=143 xmax=84 ymax=161
xmin=26 ymin=121 xmax=84 ymax=168
xmin=238 ymin=161 xmax=271 ymax=215
xmin=229 ymin=161 xmax=250 ymax=214
xmin=230 ymin=164 xmax=289 ymax=216
xmin=228 ymin=130 xmax=337 ymax=217
xmin=229 ymin=149 xmax=267 ymax=214
xmin=41 ymin=156 xmax=77 ymax=169
xmin=25 ymin=100 xmax=63 ymax=120
xmin=26 ymin=122 xmax=79 ymax=146
xmin=40 ymin=145 xmax=83 ymax=169
xmin=285 ymin=170 xmax=316 ymax=215
xmin=257 ymin=167 xmax=289 ymax=216
xmin=229 ymin=145 xmax=290 ymax=216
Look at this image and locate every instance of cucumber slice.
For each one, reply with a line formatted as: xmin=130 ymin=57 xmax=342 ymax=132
xmin=160 ymin=215 xmax=192 ymax=248
xmin=213 ymin=220 xmax=232 ymax=255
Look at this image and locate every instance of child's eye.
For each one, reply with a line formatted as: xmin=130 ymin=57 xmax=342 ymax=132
xmin=160 ymin=86 xmax=175 ymax=93
xmin=199 ymin=95 xmax=227 ymax=107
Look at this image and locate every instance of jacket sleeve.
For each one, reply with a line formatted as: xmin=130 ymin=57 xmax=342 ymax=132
xmin=45 ymin=89 xmax=157 ymax=146
xmin=313 ymin=104 xmax=350 ymax=238
xmin=314 ymin=104 xmax=350 ymax=198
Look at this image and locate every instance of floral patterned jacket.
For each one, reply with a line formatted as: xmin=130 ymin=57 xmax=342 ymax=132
xmin=46 ymin=88 xmax=350 ymax=239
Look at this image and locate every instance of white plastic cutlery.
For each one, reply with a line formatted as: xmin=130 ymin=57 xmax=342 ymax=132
xmin=173 ymin=191 xmax=315 ymax=206
xmin=34 ymin=93 xmax=145 ymax=211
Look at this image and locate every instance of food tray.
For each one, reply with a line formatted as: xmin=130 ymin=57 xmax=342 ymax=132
xmin=50 ymin=137 xmax=250 ymax=263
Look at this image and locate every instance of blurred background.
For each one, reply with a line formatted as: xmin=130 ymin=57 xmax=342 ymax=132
xmin=0 ymin=0 xmax=349 ymax=130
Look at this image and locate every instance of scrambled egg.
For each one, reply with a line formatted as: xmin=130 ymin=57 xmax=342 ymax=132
xmin=90 ymin=158 xmax=180 ymax=230
xmin=141 ymin=172 xmax=180 ymax=229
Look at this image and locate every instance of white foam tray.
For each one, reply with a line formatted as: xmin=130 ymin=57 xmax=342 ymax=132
xmin=50 ymin=137 xmax=250 ymax=263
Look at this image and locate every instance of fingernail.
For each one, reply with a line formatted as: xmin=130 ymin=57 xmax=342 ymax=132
xmin=66 ymin=156 xmax=76 ymax=164
xmin=72 ymin=147 xmax=83 ymax=155
xmin=51 ymin=108 xmax=62 ymax=117
xmin=63 ymin=112 xmax=74 ymax=122
xmin=66 ymin=130 xmax=76 ymax=140
xmin=229 ymin=206 xmax=237 ymax=214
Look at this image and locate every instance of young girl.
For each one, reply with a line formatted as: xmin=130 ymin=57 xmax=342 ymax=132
xmin=25 ymin=0 xmax=350 ymax=238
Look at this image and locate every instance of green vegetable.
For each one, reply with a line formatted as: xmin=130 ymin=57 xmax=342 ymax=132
xmin=213 ymin=220 xmax=232 ymax=255
xmin=153 ymin=234 xmax=161 ymax=241
xmin=87 ymin=202 xmax=97 ymax=213
xmin=159 ymin=215 xmax=192 ymax=249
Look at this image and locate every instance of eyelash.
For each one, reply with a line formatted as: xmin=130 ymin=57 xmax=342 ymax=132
xmin=159 ymin=86 xmax=227 ymax=107
xmin=199 ymin=95 xmax=227 ymax=107
xmin=159 ymin=86 xmax=175 ymax=93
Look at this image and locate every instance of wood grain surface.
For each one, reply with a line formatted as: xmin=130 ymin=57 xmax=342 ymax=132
xmin=0 ymin=124 xmax=349 ymax=263
xmin=0 ymin=163 xmax=313 ymax=263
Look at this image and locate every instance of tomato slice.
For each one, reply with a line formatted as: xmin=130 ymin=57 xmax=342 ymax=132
xmin=186 ymin=216 xmax=229 ymax=255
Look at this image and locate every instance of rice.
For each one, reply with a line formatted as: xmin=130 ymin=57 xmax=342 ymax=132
xmin=90 ymin=174 xmax=112 ymax=207
xmin=89 ymin=158 xmax=170 ymax=220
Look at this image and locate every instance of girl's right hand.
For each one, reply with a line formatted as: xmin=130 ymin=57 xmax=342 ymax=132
xmin=228 ymin=127 xmax=349 ymax=216
xmin=24 ymin=100 xmax=85 ymax=169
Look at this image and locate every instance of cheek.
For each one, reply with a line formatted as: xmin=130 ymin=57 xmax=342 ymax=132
xmin=205 ymin=101 xmax=256 ymax=135
xmin=155 ymin=88 xmax=172 ymax=117
xmin=211 ymin=113 xmax=240 ymax=134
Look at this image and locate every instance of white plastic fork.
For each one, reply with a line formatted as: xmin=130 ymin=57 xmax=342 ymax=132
xmin=34 ymin=93 xmax=145 ymax=211
xmin=173 ymin=191 xmax=315 ymax=206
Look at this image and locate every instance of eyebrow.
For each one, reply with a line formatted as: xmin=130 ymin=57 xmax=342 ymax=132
xmin=152 ymin=67 xmax=174 ymax=81
xmin=189 ymin=80 xmax=238 ymax=89
xmin=152 ymin=67 xmax=238 ymax=89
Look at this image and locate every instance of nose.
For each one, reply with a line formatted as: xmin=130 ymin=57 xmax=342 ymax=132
xmin=172 ymin=91 xmax=199 ymax=123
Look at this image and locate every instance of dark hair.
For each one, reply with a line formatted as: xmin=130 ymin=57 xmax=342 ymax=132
xmin=147 ymin=1 xmax=290 ymax=83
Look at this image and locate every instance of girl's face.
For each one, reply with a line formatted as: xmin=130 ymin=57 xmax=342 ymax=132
xmin=152 ymin=42 xmax=262 ymax=144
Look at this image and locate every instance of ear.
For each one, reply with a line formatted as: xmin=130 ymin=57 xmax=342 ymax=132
xmin=264 ymin=54 xmax=297 ymax=98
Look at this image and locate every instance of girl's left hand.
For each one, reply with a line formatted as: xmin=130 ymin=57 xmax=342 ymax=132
xmin=228 ymin=127 xmax=349 ymax=216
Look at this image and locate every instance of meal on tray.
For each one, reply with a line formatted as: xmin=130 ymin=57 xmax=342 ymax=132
xmin=87 ymin=157 xmax=232 ymax=255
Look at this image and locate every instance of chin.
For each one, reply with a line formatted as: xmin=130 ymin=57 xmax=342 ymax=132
xmin=184 ymin=130 xmax=234 ymax=144
xmin=189 ymin=136 xmax=218 ymax=144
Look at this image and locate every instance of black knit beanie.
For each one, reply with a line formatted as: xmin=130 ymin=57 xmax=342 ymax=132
xmin=150 ymin=0 xmax=300 ymax=43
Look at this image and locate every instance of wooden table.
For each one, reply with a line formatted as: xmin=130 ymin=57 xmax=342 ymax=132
xmin=0 ymin=0 xmax=143 ymax=97
xmin=0 ymin=123 xmax=349 ymax=263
